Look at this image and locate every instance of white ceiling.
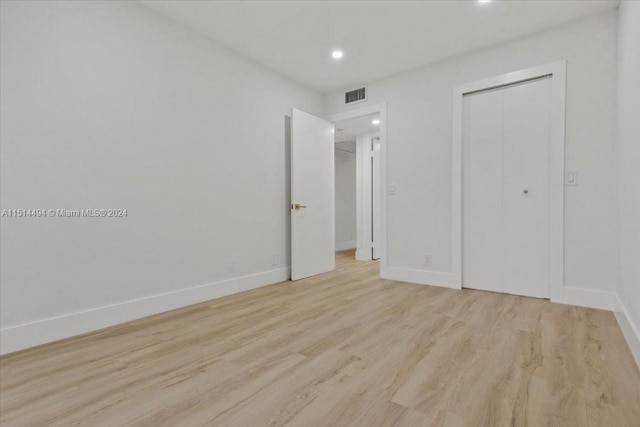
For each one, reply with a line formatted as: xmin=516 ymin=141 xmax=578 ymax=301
xmin=139 ymin=0 xmax=619 ymax=94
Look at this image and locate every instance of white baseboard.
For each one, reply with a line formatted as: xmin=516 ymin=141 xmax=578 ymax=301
xmin=551 ymin=287 xmax=620 ymax=311
xmin=336 ymin=240 xmax=356 ymax=251
xmin=381 ymin=268 xmax=621 ymax=313
xmin=615 ymin=296 xmax=640 ymax=367
xmin=0 ymin=267 xmax=290 ymax=355
xmin=382 ymin=267 xmax=461 ymax=290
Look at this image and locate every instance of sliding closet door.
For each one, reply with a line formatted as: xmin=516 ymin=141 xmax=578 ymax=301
xmin=502 ymin=78 xmax=552 ymax=298
xmin=462 ymin=89 xmax=505 ymax=294
xmin=462 ymin=77 xmax=552 ymax=299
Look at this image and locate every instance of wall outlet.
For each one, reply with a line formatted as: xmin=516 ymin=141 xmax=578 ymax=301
xmin=423 ymin=253 xmax=431 ymax=267
xmin=566 ymin=171 xmax=578 ymax=186
xmin=271 ymin=254 xmax=278 ymax=267
xmin=389 ymin=184 xmax=397 ymax=195
xmin=227 ymin=261 xmax=236 ymax=273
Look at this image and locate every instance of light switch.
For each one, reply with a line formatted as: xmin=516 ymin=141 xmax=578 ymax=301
xmin=566 ymin=171 xmax=578 ymax=186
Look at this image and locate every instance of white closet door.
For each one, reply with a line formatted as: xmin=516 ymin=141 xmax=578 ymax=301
xmin=502 ymin=78 xmax=551 ymax=298
xmin=462 ymin=89 xmax=505 ymax=293
xmin=462 ymin=77 xmax=552 ymax=298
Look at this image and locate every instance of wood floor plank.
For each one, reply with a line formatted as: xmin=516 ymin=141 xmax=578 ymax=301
xmin=1 ymin=250 xmax=638 ymax=426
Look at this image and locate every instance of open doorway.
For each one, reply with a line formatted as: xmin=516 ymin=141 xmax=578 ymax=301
xmin=288 ymin=104 xmax=386 ymax=281
xmin=333 ymin=113 xmax=381 ymax=261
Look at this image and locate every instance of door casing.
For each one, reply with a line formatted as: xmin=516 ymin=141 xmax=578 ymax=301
xmin=372 ymin=137 xmax=381 ymax=260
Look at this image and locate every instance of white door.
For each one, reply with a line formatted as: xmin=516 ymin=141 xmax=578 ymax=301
xmin=462 ymin=77 xmax=552 ymax=299
xmin=291 ymin=109 xmax=335 ymax=280
xmin=372 ymin=137 xmax=381 ymax=260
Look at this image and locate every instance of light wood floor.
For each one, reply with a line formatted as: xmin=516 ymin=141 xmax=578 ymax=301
xmin=1 ymin=251 xmax=639 ymax=426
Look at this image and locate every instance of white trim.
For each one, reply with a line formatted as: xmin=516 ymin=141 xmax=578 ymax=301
xmin=382 ymin=268 xmax=618 ymax=310
xmin=382 ymin=267 xmax=460 ymax=289
xmin=353 ymin=132 xmax=379 ymax=261
xmin=0 ymin=267 xmax=289 ymax=355
xmin=336 ymin=240 xmax=356 ymax=251
xmin=355 ymin=133 xmax=372 ymax=261
xmin=452 ymin=61 xmax=567 ymax=299
xmin=326 ymin=103 xmax=388 ymax=276
xmin=615 ymin=295 xmax=640 ymax=367
xmin=555 ymin=287 xmax=619 ymax=311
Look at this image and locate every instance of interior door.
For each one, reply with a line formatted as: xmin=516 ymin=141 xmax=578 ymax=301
xmin=462 ymin=77 xmax=552 ymax=299
xmin=372 ymin=137 xmax=381 ymax=260
xmin=291 ymin=109 xmax=335 ymax=280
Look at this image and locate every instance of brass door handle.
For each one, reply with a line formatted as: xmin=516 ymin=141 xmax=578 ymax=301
xmin=292 ymin=203 xmax=307 ymax=210
xmin=523 ymin=189 xmax=529 ymax=195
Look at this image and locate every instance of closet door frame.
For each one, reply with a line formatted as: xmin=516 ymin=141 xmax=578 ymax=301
xmin=452 ymin=60 xmax=567 ymax=301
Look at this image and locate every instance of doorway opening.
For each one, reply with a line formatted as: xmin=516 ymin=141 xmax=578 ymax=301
xmin=332 ymin=113 xmax=381 ymax=262
xmin=288 ymin=104 xmax=386 ymax=281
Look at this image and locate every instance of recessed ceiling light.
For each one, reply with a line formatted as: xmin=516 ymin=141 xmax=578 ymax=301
xmin=478 ymin=0 xmax=491 ymax=3
xmin=332 ymin=50 xmax=344 ymax=59
xmin=372 ymin=119 xmax=381 ymax=125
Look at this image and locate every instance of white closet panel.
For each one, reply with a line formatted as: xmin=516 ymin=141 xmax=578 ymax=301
xmin=462 ymin=89 xmax=505 ymax=294
xmin=463 ymin=77 xmax=552 ymax=298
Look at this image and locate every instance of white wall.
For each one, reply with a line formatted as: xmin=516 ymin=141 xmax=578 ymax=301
xmin=324 ymin=12 xmax=618 ymax=302
xmin=616 ymin=1 xmax=640 ymax=347
xmin=335 ymin=149 xmax=357 ymax=250
xmin=0 ymin=0 xmax=322 ymax=353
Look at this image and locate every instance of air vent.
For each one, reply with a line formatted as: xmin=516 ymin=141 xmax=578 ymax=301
xmin=345 ymin=87 xmax=367 ymax=104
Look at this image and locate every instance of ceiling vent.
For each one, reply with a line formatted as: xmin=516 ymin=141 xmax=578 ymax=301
xmin=345 ymin=87 xmax=367 ymax=104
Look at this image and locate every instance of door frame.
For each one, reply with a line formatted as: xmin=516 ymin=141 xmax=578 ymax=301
xmin=452 ymin=60 xmax=567 ymax=300
xmin=371 ymin=136 xmax=381 ymax=260
xmin=353 ymin=132 xmax=379 ymax=262
xmin=326 ymin=103 xmax=388 ymax=276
